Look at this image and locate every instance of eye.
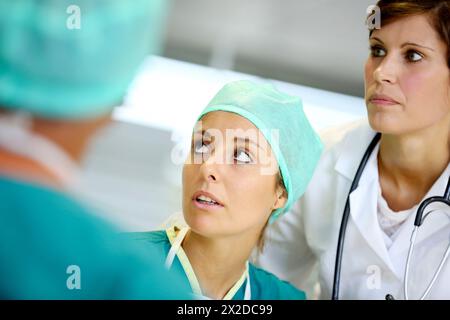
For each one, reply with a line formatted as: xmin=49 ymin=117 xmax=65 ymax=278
xmin=405 ymin=50 xmax=423 ymax=63
xmin=193 ymin=141 xmax=210 ymax=154
xmin=370 ymin=45 xmax=386 ymax=57
xmin=234 ymin=149 xmax=252 ymax=164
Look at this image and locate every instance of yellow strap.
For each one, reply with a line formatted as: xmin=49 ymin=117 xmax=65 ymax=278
xmin=166 ymin=225 xmax=249 ymax=300
xmin=223 ymin=261 xmax=249 ymax=300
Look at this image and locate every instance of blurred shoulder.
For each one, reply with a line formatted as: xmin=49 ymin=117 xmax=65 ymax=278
xmin=249 ymin=263 xmax=306 ymax=300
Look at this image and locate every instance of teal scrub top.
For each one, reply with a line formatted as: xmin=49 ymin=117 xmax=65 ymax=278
xmin=0 ymin=176 xmax=190 ymax=299
xmin=129 ymin=230 xmax=306 ymax=300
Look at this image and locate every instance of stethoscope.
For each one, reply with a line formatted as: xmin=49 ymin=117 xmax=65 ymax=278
xmin=165 ymin=227 xmax=252 ymax=300
xmin=332 ymin=132 xmax=450 ymax=300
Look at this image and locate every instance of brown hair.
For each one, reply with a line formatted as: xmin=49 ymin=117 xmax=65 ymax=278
xmin=372 ymin=0 xmax=450 ymax=67
xmin=257 ymin=172 xmax=287 ymax=252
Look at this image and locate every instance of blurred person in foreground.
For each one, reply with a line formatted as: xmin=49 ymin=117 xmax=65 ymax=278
xmin=0 ymin=0 xmax=189 ymax=299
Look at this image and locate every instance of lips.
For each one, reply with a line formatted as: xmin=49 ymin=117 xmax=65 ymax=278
xmin=192 ymin=190 xmax=224 ymax=209
xmin=369 ymin=93 xmax=399 ymax=106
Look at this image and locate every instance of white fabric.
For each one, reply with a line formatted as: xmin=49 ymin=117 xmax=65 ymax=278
xmin=255 ymin=122 xmax=450 ymax=300
xmin=377 ymin=192 xmax=416 ymax=246
xmin=0 ymin=112 xmax=80 ymax=188
xmin=377 ymin=195 xmax=414 ymax=239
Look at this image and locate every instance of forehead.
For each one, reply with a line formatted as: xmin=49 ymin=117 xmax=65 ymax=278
xmin=195 ymin=111 xmax=272 ymax=149
xmin=371 ymin=14 xmax=442 ymax=47
xmin=196 ymin=111 xmax=259 ymax=133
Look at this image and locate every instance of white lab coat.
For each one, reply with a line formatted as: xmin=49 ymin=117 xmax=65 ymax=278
xmin=255 ymin=122 xmax=450 ymax=300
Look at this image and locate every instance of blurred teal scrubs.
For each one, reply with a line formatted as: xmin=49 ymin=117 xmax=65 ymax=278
xmin=0 ymin=176 xmax=189 ymax=299
xmin=129 ymin=227 xmax=306 ymax=300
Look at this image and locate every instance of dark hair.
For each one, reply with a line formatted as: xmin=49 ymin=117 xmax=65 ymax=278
xmin=372 ymin=0 xmax=450 ymax=67
xmin=257 ymin=172 xmax=287 ymax=252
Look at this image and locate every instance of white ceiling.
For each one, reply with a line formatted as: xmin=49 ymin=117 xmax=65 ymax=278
xmin=163 ymin=0 xmax=375 ymax=97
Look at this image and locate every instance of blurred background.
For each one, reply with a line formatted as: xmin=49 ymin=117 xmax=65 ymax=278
xmin=77 ymin=0 xmax=374 ymax=231
xmin=164 ymin=0 xmax=373 ymax=97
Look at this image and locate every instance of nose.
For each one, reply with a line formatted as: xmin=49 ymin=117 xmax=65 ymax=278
xmin=373 ymin=54 xmax=398 ymax=85
xmin=199 ymin=149 xmax=222 ymax=183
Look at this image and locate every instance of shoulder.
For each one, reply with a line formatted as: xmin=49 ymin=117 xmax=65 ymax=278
xmin=0 ymin=177 xmax=186 ymax=299
xmin=286 ymin=121 xmax=376 ymax=244
xmin=317 ymin=120 xmax=375 ymax=174
xmin=0 ymin=176 xmax=121 ymax=246
xmin=249 ymin=263 xmax=306 ymax=300
xmin=127 ymin=230 xmax=169 ymax=243
xmin=302 ymin=121 xmax=375 ymax=197
xmin=125 ymin=230 xmax=171 ymax=256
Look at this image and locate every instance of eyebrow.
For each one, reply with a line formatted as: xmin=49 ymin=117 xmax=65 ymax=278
xmin=370 ymin=37 xmax=435 ymax=51
xmin=234 ymin=137 xmax=262 ymax=150
xmin=193 ymin=130 xmax=264 ymax=150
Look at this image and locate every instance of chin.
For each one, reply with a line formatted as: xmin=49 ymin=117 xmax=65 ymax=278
xmin=368 ymin=118 xmax=399 ymax=135
xmin=368 ymin=115 xmax=429 ymax=137
xmin=367 ymin=108 xmax=407 ymax=135
xmin=183 ymin=209 xmax=220 ymax=237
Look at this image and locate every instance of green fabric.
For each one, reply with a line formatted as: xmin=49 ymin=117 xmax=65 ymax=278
xmin=0 ymin=0 xmax=167 ymax=119
xmin=0 ymin=176 xmax=190 ymax=299
xmin=129 ymin=230 xmax=306 ymax=300
xmin=198 ymin=80 xmax=323 ymax=222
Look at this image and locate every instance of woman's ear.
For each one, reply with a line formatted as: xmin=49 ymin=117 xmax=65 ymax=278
xmin=272 ymin=185 xmax=287 ymax=210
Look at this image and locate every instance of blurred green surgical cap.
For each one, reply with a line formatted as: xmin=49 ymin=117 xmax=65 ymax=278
xmin=198 ymin=80 xmax=323 ymax=223
xmin=0 ymin=0 xmax=167 ymax=119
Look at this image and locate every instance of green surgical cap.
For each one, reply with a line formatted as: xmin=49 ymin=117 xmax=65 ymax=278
xmin=0 ymin=0 xmax=167 ymax=119
xmin=198 ymin=81 xmax=323 ymax=223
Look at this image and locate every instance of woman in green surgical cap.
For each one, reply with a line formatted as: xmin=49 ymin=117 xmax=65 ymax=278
xmin=130 ymin=80 xmax=323 ymax=300
xmin=0 ymin=0 xmax=190 ymax=299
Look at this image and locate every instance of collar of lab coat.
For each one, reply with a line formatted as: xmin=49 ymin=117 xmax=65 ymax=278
xmin=333 ymin=123 xmax=377 ymax=181
xmin=345 ymin=136 xmax=399 ymax=275
xmin=331 ymin=123 xmax=397 ymax=274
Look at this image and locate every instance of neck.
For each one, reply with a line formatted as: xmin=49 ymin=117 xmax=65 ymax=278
xmin=0 ymin=148 xmax=62 ymax=189
xmin=182 ymin=229 xmax=258 ymax=299
xmin=378 ymin=118 xmax=450 ymax=210
xmin=32 ymin=119 xmax=97 ymax=164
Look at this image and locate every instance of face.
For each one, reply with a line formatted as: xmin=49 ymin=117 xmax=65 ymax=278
xmin=364 ymin=14 xmax=450 ymax=135
xmin=182 ymin=111 xmax=287 ymax=240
